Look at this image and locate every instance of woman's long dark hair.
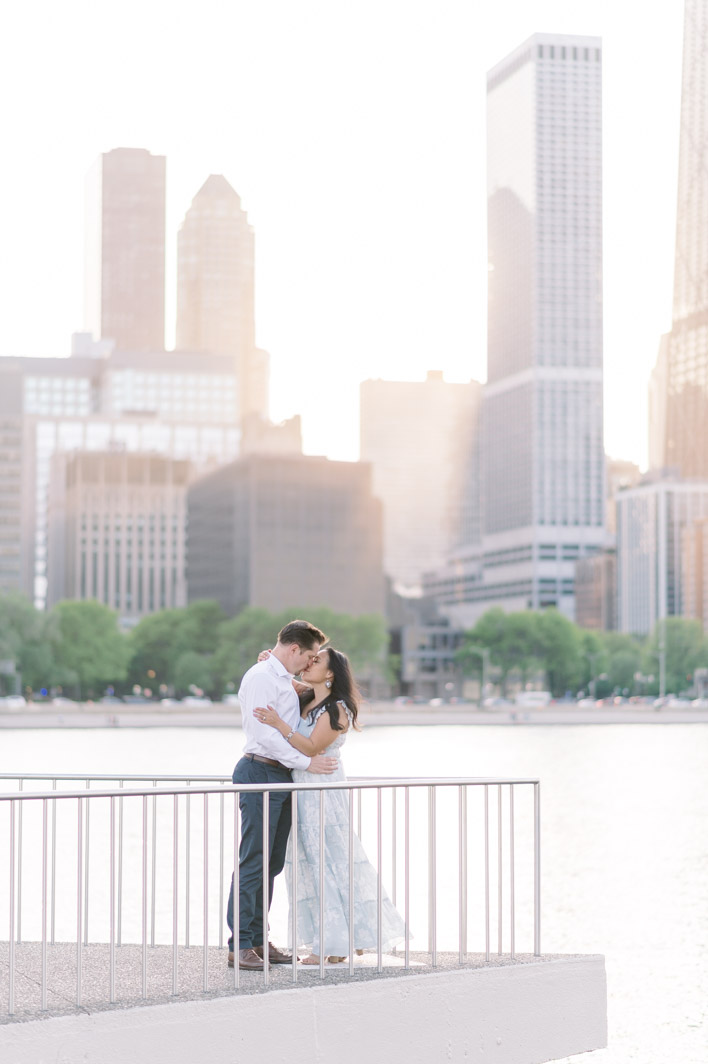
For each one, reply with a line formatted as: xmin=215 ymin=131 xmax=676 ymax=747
xmin=301 ymin=647 xmax=361 ymax=731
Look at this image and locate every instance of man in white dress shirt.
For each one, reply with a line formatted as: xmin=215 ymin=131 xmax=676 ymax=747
xmin=226 ymin=619 xmax=337 ymax=970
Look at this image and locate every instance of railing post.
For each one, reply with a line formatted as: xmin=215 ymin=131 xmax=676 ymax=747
xmin=142 ymin=795 xmax=148 ymax=999
xmin=428 ymin=785 xmax=437 ymax=967
xmin=109 ymin=796 xmax=116 ymax=1003
xmin=348 ymin=787 xmax=354 ymax=975
xmin=51 ymin=779 xmax=57 ymax=946
xmin=233 ymin=792 xmax=240 ymax=990
xmin=404 ymin=785 xmax=410 ymax=970
xmin=292 ymin=790 xmax=299 ymax=984
xmin=203 ymin=793 xmax=209 ymax=992
xmin=458 ymin=784 xmax=467 ymax=963
xmin=76 ymin=797 xmax=83 ymax=1006
xmin=509 ymin=784 xmax=515 ymax=960
xmin=534 ymin=781 xmax=541 ymax=957
xmin=319 ymin=789 xmax=325 ymax=978
xmin=484 ymin=784 xmax=490 ymax=962
xmin=41 ymin=797 xmax=48 ymax=1011
xmin=263 ymin=789 xmax=270 ymax=986
xmin=497 ymin=783 xmax=503 ymax=955
xmin=172 ymin=794 xmax=179 ymax=995
xmin=9 ymin=799 xmax=15 ymax=1016
xmin=376 ymin=786 xmax=383 ymax=972
xmin=17 ymin=778 xmax=23 ymax=945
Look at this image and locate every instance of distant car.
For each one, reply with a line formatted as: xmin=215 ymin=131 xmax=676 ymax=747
xmin=122 ymin=695 xmax=151 ymax=704
xmin=51 ymin=696 xmax=76 ymax=706
xmin=100 ymin=695 xmax=123 ymax=704
xmin=159 ymin=697 xmax=178 ymax=706
xmin=181 ymin=696 xmax=212 ymax=707
xmin=393 ymin=696 xmax=412 ymax=705
xmin=428 ymin=698 xmax=445 ymax=706
xmin=221 ymin=694 xmax=240 ymax=706
xmin=0 ymin=695 xmax=27 ymax=711
xmin=482 ymin=697 xmax=514 ymax=710
xmin=576 ymin=698 xmax=597 ymax=708
xmin=515 ymin=691 xmax=552 ymax=708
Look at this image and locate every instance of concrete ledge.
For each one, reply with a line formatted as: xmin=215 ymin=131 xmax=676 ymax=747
xmin=0 ymin=954 xmax=606 ymax=1064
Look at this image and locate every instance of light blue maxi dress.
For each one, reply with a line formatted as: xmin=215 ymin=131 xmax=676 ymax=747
xmin=285 ymin=702 xmax=406 ymax=957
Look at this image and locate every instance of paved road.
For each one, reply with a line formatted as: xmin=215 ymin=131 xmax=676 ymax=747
xmin=1 ymin=702 xmax=707 ymax=728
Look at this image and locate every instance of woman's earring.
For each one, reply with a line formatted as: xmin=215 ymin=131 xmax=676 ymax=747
xmin=325 ymin=680 xmax=332 ymax=689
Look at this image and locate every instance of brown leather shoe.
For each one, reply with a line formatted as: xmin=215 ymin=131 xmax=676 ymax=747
xmin=254 ymin=942 xmax=296 ymax=964
xmin=233 ymin=948 xmax=264 ymax=970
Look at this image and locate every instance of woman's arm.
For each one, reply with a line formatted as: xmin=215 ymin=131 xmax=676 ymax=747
xmin=257 ymin=649 xmax=312 ymax=699
xmin=254 ymin=702 xmax=349 ymax=756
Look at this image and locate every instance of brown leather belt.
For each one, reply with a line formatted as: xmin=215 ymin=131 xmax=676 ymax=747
xmin=244 ymin=753 xmax=288 ymax=769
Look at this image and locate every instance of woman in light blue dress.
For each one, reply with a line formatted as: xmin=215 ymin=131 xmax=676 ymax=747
xmin=254 ymin=647 xmax=405 ymax=964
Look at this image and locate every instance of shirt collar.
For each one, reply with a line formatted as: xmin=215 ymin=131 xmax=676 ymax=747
xmin=268 ymin=653 xmax=293 ymax=679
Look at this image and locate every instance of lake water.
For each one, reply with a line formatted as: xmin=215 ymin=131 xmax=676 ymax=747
xmin=1 ymin=722 xmax=706 ymax=1063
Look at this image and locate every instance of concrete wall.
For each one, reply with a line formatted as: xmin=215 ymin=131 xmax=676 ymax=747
xmin=0 ymin=956 xmax=606 ymax=1064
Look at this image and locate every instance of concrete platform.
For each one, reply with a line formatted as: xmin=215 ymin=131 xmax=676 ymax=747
xmin=0 ymin=943 xmax=607 ymax=1064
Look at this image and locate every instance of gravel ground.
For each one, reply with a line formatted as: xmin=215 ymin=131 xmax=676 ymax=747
xmin=0 ymin=942 xmax=568 ymax=1025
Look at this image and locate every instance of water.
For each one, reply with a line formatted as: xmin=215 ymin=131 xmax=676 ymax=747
xmin=1 ymin=722 xmax=706 ymax=1063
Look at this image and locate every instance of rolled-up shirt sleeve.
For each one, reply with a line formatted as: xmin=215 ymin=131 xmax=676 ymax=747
xmin=240 ymin=671 xmax=310 ymax=770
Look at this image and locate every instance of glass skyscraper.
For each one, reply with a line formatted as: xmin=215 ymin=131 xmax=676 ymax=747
xmin=480 ymin=33 xmax=606 ymax=617
xmin=666 ymin=0 xmax=708 ymax=479
xmin=423 ymin=35 xmax=606 ymax=625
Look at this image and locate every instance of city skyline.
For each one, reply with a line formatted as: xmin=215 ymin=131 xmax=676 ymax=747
xmin=0 ymin=1 xmax=686 ymax=469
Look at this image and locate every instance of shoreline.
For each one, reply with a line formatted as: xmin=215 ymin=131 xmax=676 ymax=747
xmin=1 ymin=701 xmax=707 ymax=728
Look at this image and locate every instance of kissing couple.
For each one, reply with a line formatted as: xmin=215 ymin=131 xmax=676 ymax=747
xmin=226 ymin=618 xmax=404 ymax=969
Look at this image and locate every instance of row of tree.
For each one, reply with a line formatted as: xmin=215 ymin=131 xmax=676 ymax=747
xmin=2 ymin=592 xmax=706 ymax=701
xmin=456 ymin=607 xmax=708 ymax=698
xmin=0 ymin=594 xmax=389 ymax=700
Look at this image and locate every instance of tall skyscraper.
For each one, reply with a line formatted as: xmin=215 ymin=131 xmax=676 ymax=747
xmin=84 ymin=148 xmax=166 ymax=352
xmin=360 ymin=372 xmax=481 ymax=591
xmin=648 ymin=334 xmax=669 ymax=472
xmin=481 ymin=34 xmax=606 ymax=617
xmin=665 ymin=0 xmax=708 ymax=478
xmin=425 ymin=35 xmax=606 ymax=625
xmin=176 ymin=175 xmax=268 ymax=419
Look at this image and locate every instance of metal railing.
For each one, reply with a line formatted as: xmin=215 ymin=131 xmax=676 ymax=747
xmin=0 ymin=774 xmax=541 ymax=1019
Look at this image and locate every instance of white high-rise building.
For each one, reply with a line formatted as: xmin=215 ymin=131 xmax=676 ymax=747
xmin=617 ymin=477 xmax=708 ymax=634
xmin=427 ymin=35 xmax=606 ymax=625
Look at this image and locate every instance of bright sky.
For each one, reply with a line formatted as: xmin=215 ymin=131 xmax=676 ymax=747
xmin=0 ymin=1 xmax=685 ymax=470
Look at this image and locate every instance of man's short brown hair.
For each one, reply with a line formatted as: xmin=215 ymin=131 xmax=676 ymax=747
xmin=277 ymin=619 xmax=326 ymax=650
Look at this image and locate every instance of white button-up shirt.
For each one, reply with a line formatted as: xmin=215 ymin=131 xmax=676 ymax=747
xmin=238 ymin=654 xmax=310 ymax=770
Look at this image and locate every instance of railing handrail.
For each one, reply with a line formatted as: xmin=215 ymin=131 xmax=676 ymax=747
xmin=0 ymin=776 xmax=540 ymax=803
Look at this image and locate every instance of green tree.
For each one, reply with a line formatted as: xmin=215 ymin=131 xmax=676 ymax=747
xmin=127 ymin=608 xmax=185 ymax=691
xmin=457 ymin=608 xmax=543 ymax=692
xmin=127 ymin=600 xmax=226 ymax=694
xmin=50 ymin=600 xmax=129 ymax=698
xmin=297 ymin=608 xmax=388 ymax=674
xmin=536 ymin=609 xmax=583 ymax=696
xmin=644 ymin=618 xmax=708 ymax=695
xmin=0 ymin=592 xmax=56 ymax=694
xmin=172 ymin=651 xmax=213 ymax=696
xmin=211 ymin=606 xmax=389 ymax=692
xmin=211 ymin=607 xmax=284 ymax=692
